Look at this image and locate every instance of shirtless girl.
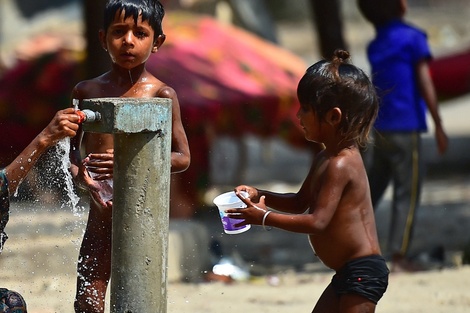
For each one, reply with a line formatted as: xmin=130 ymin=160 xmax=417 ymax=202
xmin=228 ymin=50 xmax=389 ymax=313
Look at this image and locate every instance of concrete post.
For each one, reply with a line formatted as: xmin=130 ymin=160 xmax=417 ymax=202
xmin=82 ymin=98 xmax=172 ymax=313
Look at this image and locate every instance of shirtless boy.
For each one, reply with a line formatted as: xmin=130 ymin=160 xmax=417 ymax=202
xmin=228 ymin=50 xmax=389 ymax=313
xmin=69 ymin=1 xmax=190 ymax=312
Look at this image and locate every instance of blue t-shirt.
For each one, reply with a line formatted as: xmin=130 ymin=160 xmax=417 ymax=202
xmin=367 ymin=19 xmax=432 ymax=132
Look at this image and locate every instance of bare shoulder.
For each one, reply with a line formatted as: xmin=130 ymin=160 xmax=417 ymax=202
xmin=323 ymin=148 xmax=364 ymax=181
xmin=73 ymin=73 xmax=111 ymax=99
xmin=155 ymin=84 xmax=177 ymax=99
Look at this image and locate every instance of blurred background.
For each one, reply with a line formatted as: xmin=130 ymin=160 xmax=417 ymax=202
xmin=1 ymin=0 xmax=469 ymax=207
xmin=1 ymin=0 xmax=470 ymax=282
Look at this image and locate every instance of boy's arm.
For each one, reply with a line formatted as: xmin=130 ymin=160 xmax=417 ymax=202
xmin=416 ymin=59 xmax=448 ymax=155
xmin=5 ymin=109 xmax=80 ymax=195
xmin=158 ymin=86 xmax=190 ymax=173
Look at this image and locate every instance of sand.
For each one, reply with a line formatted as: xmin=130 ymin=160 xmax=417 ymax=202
xmin=0 ymin=206 xmax=469 ymax=313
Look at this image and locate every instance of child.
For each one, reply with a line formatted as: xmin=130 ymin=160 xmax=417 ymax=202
xmin=1 ymin=108 xmax=82 ymax=313
xmin=69 ymin=0 xmax=190 ymax=312
xmin=357 ymin=0 xmax=448 ymax=272
xmin=227 ymin=50 xmax=389 ymax=313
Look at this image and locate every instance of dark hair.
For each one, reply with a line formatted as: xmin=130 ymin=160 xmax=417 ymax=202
xmin=104 ymin=0 xmax=165 ymax=37
xmin=357 ymin=0 xmax=402 ymax=27
xmin=297 ymin=49 xmax=378 ymax=147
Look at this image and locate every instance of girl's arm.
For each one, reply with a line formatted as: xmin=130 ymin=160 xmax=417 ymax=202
xmin=235 ymin=157 xmax=319 ymax=215
xmin=230 ymin=155 xmax=348 ymax=234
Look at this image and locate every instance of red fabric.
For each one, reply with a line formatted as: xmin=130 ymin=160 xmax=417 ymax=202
xmin=430 ymin=48 xmax=470 ymax=99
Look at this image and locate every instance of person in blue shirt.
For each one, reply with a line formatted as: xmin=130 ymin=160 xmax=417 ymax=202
xmin=357 ymin=0 xmax=448 ymax=272
xmin=0 ymin=108 xmax=81 ymax=313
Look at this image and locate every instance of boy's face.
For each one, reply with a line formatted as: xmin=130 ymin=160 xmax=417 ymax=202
xmin=100 ymin=10 xmax=164 ymax=70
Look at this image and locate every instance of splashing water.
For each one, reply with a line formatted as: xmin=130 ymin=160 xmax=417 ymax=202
xmin=55 ymin=137 xmax=81 ymax=214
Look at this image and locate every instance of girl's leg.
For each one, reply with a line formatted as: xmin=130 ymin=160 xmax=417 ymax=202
xmin=312 ymin=283 xmax=377 ymax=313
xmin=312 ymin=284 xmax=339 ymax=313
xmin=339 ymin=293 xmax=376 ymax=313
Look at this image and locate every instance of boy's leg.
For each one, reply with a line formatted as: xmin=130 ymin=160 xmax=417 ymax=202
xmin=388 ymin=132 xmax=423 ymax=270
xmin=363 ymin=132 xmax=393 ymax=209
xmin=74 ymin=205 xmax=112 ymax=313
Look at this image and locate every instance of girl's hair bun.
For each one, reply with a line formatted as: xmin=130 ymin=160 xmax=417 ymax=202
xmin=333 ymin=49 xmax=351 ymax=63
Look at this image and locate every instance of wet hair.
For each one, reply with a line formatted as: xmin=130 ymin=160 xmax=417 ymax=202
xmin=357 ymin=0 xmax=403 ymax=27
xmin=297 ymin=49 xmax=379 ymax=147
xmin=104 ymin=0 xmax=165 ymax=37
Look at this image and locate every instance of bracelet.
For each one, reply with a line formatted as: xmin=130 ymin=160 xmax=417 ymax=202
xmin=262 ymin=210 xmax=272 ymax=231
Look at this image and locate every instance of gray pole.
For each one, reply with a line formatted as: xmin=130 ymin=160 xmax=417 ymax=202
xmin=82 ymin=98 xmax=172 ymax=313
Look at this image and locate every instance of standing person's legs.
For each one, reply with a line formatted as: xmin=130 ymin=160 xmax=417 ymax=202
xmin=387 ymin=132 xmax=423 ymax=270
xmin=364 ymin=131 xmax=393 ymax=209
xmin=74 ymin=204 xmax=112 ymax=313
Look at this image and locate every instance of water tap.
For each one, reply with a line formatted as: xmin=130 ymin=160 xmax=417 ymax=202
xmin=77 ymin=109 xmax=101 ymax=123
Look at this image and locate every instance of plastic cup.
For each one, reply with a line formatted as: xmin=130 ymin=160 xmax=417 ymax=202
xmin=213 ymin=191 xmax=251 ymax=234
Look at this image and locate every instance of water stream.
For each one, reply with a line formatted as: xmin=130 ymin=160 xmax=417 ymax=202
xmin=54 ymin=137 xmax=81 ymax=215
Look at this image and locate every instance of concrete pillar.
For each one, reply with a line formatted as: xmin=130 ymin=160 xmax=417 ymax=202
xmin=82 ymin=98 xmax=172 ymax=313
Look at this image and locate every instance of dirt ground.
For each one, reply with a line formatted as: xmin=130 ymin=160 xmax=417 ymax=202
xmin=2 ymin=236 xmax=470 ymax=313
xmin=0 ymin=203 xmax=469 ymax=313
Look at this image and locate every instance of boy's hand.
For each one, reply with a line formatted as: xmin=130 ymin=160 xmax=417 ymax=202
xmin=435 ymin=126 xmax=448 ymax=155
xmin=84 ymin=149 xmax=114 ymax=180
xmin=78 ymin=161 xmax=112 ymax=211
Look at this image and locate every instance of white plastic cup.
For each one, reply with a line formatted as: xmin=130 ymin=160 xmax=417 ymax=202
xmin=213 ymin=191 xmax=251 ymax=234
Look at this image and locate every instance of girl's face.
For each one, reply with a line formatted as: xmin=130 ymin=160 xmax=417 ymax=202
xmin=101 ymin=10 xmax=159 ymax=70
xmin=297 ymin=105 xmax=322 ymax=143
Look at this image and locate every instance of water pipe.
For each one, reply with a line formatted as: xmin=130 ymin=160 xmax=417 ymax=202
xmin=76 ymin=109 xmax=102 ymax=123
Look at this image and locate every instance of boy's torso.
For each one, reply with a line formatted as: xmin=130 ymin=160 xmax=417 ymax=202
xmin=78 ymin=71 xmax=167 ymax=154
xmin=368 ymin=20 xmax=430 ymax=132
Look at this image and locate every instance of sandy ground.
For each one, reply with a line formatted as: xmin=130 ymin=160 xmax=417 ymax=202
xmin=0 ymin=195 xmax=469 ymax=313
xmin=1 ymin=135 xmax=466 ymax=313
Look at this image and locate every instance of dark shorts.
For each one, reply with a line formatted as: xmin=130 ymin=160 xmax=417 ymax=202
xmin=331 ymin=255 xmax=389 ymax=304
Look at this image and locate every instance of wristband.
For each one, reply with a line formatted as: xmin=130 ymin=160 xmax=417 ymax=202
xmin=262 ymin=210 xmax=272 ymax=231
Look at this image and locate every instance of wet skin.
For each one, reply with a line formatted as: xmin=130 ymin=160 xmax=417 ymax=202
xmin=70 ymin=10 xmax=190 ymax=313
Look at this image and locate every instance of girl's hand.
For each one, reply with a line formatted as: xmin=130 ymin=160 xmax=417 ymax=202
xmin=41 ymin=108 xmax=81 ymax=145
xmin=234 ymin=185 xmax=259 ymax=202
xmin=226 ymin=195 xmax=267 ymax=227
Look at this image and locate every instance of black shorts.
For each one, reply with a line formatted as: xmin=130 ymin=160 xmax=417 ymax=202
xmin=331 ymin=255 xmax=389 ymax=304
